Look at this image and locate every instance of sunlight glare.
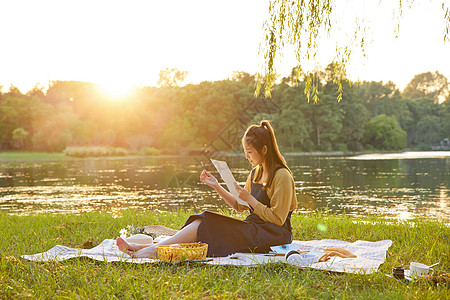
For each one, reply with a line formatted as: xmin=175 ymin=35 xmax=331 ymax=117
xmin=98 ymin=81 xmax=135 ymax=101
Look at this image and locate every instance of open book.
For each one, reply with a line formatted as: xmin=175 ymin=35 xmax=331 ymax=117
xmin=210 ymin=159 xmax=250 ymax=207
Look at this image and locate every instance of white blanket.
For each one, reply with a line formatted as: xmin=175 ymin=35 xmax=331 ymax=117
xmin=21 ymin=239 xmax=392 ymax=274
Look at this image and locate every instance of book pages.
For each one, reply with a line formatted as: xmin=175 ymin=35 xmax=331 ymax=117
xmin=210 ymin=158 xmax=249 ymax=207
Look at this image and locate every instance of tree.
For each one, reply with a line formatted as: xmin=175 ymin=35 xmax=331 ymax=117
xmin=258 ymin=0 xmax=450 ymax=99
xmin=0 ymin=102 xmax=18 ymax=148
xmin=357 ymin=81 xmax=399 ymax=116
xmin=45 ymin=80 xmax=100 ymax=112
xmin=31 ymin=103 xmax=81 ymax=151
xmin=276 ymin=108 xmax=312 ymax=151
xmin=415 ymin=115 xmax=442 ymax=146
xmin=231 ymin=71 xmax=255 ymax=87
xmin=274 ymin=86 xmax=313 ymax=151
xmin=0 ymin=95 xmax=45 ymax=150
xmin=2 ymin=77 xmax=449 ymax=153
xmin=12 ymin=128 xmax=28 ymax=149
xmin=338 ymin=91 xmax=369 ymax=151
xmin=363 ymin=114 xmax=407 ymax=150
xmin=440 ymin=98 xmax=450 ymax=139
xmin=6 ymin=85 xmax=22 ymax=97
xmin=402 ymin=71 xmax=449 ymax=103
xmin=26 ymin=84 xmax=46 ymax=99
xmin=157 ymin=68 xmax=189 ymax=87
xmin=307 ymin=93 xmax=343 ymax=150
xmin=157 ymin=116 xmax=196 ymax=150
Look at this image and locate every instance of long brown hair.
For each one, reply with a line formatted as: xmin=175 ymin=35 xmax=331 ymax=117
xmin=242 ymin=120 xmax=292 ymax=188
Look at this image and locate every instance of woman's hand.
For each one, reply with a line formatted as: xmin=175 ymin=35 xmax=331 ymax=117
xmin=318 ymin=247 xmax=357 ymax=262
xmin=200 ymin=170 xmax=218 ymax=188
xmin=233 ymin=182 xmax=258 ymax=208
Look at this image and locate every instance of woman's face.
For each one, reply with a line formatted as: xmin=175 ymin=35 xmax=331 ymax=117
xmin=243 ymin=141 xmax=265 ymax=167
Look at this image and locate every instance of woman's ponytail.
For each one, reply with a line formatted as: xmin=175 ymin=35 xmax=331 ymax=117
xmin=260 ymin=121 xmax=279 ymax=157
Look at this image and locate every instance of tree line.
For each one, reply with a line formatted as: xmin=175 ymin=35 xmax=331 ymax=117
xmin=0 ymin=68 xmax=449 ymax=154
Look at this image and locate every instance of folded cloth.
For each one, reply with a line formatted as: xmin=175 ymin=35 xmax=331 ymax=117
xmin=289 ymin=239 xmax=393 ymax=274
xmin=22 ymin=239 xmax=156 ymax=264
xmin=21 ymin=238 xmax=392 ymax=274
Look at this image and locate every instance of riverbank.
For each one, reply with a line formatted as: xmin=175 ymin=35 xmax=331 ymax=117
xmin=0 ymin=151 xmax=68 ymax=161
xmin=0 ymin=151 xmax=353 ymax=161
xmin=0 ymin=151 xmax=173 ymax=162
xmin=0 ymin=150 xmax=358 ymax=162
xmin=3 ymin=150 xmax=450 ymax=162
xmin=1 ymin=210 xmax=448 ymax=298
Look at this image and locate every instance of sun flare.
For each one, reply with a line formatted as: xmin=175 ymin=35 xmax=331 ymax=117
xmin=98 ymin=82 xmax=135 ymax=101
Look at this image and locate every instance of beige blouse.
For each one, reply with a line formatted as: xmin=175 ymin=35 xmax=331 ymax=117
xmin=234 ymin=167 xmax=297 ymax=226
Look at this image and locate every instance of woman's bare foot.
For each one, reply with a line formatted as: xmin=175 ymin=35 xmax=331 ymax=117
xmin=116 ymin=237 xmax=150 ymax=252
xmin=116 ymin=237 xmax=158 ymax=258
xmin=116 ymin=237 xmax=131 ymax=252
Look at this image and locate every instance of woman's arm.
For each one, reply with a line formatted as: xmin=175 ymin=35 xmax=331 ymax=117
xmin=234 ymin=181 xmax=259 ymax=209
xmin=235 ymin=168 xmax=296 ymax=226
xmin=200 ymin=170 xmax=240 ymax=209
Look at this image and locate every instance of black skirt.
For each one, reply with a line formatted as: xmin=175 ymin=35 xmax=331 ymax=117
xmin=182 ymin=210 xmax=293 ymax=257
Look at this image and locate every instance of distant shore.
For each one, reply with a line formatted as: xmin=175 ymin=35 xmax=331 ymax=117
xmin=1 ymin=150 xmax=450 ymax=162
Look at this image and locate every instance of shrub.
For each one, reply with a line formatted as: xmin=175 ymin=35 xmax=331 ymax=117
xmin=416 ymin=143 xmax=430 ymax=151
xmin=64 ymin=146 xmax=128 ymax=157
xmin=141 ymin=147 xmax=162 ymax=156
xmin=363 ymin=114 xmax=407 ymax=150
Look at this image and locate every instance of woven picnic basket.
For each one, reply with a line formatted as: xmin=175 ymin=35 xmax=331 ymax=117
xmin=156 ymin=242 xmax=208 ymax=262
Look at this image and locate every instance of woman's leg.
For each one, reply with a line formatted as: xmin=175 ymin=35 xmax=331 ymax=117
xmin=116 ymin=219 xmax=201 ymax=258
xmin=116 ymin=238 xmax=149 ymax=251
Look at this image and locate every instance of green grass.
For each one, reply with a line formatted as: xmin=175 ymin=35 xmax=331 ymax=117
xmin=0 ymin=151 xmax=149 ymax=161
xmin=64 ymin=146 xmax=128 ymax=157
xmin=0 ymin=151 xmax=67 ymax=161
xmin=1 ymin=210 xmax=449 ymax=299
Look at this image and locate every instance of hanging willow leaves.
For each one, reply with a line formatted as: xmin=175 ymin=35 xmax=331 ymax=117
xmin=444 ymin=2 xmax=450 ymax=42
xmin=257 ymin=0 xmax=450 ymax=101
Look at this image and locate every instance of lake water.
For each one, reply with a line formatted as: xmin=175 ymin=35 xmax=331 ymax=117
xmin=0 ymin=153 xmax=449 ymax=222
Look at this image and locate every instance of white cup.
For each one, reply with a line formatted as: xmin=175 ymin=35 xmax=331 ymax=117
xmin=286 ymin=252 xmax=318 ymax=267
xmin=409 ymin=262 xmax=430 ymax=277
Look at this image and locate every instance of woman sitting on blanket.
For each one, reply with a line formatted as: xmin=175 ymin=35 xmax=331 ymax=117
xmin=116 ymin=120 xmax=297 ymax=258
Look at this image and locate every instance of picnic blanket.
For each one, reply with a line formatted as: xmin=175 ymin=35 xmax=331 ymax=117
xmin=21 ymin=238 xmax=392 ymax=274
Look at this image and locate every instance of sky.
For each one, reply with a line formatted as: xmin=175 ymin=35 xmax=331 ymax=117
xmin=0 ymin=0 xmax=449 ymax=96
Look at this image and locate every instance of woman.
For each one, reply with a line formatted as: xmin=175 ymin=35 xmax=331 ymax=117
xmin=116 ymin=120 xmax=297 ymax=258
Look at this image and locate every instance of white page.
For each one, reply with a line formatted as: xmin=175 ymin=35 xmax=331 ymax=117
xmin=210 ymin=159 xmax=249 ymax=207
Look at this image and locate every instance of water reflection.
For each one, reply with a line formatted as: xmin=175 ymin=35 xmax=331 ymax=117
xmin=0 ymin=155 xmax=448 ymax=221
